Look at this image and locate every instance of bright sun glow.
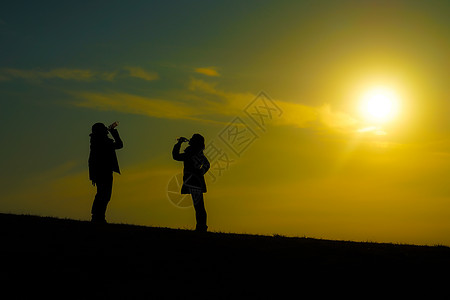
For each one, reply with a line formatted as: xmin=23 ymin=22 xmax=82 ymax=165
xmin=360 ymin=87 xmax=399 ymax=122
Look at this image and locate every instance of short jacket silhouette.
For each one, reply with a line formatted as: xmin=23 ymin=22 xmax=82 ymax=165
xmin=172 ymin=143 xmax=210 ymax=194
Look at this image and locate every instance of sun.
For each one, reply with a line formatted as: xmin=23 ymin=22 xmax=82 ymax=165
xmin=360 ymin=87 xmax=399 ymax=122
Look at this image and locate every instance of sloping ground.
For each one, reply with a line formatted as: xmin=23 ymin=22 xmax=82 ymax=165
xmin=0 ymin=213 xmax=449 ymax=298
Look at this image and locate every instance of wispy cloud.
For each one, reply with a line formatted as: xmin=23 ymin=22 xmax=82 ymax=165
xmin=73 ymin=92 xmax=200 ymax=121
xmin=188 ymin=78 xmax=255 ymax=113
xmin=124 ymin=67 xmax=159 ymax=81
xmin=100 ymin=71 xmax=119 ymax=81
xmin=194 ymin=67 xmax=220 ymax=77
xmin=274 ymin=101 xmax=318 ymax=128
xmin=0 ymin=67 xmax=159 ymax=82
xmin=317 ymin=104 xmax=358 ymax=130
xmin=1 ymin=68 xmax=96 ymax=81
xmin=70 ymin=78 xmax=255 ymax=125
xmin=71 ymin=77 xmax=359 ymax=132
xmin=187 ymin=78 xmax=358 ymax=131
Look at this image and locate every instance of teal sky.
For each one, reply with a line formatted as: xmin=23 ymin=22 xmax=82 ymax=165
xmin=1 ymin=1 xmax=450 ymax=245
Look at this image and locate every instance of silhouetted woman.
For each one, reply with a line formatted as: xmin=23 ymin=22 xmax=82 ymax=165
xmin=172 ymin=134 xmax=210 ymax=231
xmin=88 ymin=122 xmax=123 ymax=223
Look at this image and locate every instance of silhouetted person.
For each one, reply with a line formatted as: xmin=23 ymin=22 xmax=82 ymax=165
xmin=88 ymin=122 xmax=123 ymax=223
xmin=172 ymin=134 xmax=210 ymax=231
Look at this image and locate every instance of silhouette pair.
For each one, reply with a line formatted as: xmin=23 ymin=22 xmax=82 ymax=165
xmin=88 ymin=123 xmax=210 ymax=231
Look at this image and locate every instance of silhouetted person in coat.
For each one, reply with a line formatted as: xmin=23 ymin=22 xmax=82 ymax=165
xmin=172 ymin=134 xmax=210 ymax=231
xmin=88 ymin=122 xmax=123 ymax=223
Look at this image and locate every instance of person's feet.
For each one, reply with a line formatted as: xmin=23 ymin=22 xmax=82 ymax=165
xmin=195 ymin=225 xmax=208 ymax=232
xmin=91 ymin=215 xmax=107 ymax=224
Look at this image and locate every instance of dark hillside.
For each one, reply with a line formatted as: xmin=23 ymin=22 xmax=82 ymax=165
xmin=1 ymin=213 xmax=449 ymax=298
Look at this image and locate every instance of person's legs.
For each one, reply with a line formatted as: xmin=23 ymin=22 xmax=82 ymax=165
xmin=91 ymin=173 xmax=113 ymax=223
xmin=191 ymin=190 xmax=207 ymax=231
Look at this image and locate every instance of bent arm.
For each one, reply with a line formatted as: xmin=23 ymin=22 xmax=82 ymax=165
xmin=110 ymin=129 xmax=123 ymax=149
xmin=172 ymin=142 xmax=185 ymax=161
xmin=201 ymin=155 xmax=210 ymax=175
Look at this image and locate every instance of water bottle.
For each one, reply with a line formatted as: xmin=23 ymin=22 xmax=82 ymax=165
xmin=108 ymin=121 xmax=119 ymax=130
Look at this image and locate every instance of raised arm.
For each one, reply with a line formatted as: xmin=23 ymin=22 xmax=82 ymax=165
xmin=110 ymin=129 xmax=123 ymax=150
xmin=172 ymin=142 xmax=185 ymax=161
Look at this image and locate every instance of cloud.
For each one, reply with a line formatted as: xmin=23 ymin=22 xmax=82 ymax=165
xmin=100 ymin=71 xmax=119 ymax=81
xmin=188 ymin=77 xmax=219 ymax=94
xmin=274 ymin=101 xmax=318 ymax=128
xmin=70 ymin=78 xmax=257 ymax=125
xmin=70 ymin=77 xmax=358 ymax=132
xmin=0 ymin=67 xmax=159 ymax=82
xmin=317 ymin=104 xmax=358 ymax=130
xmin=270 ymin=101 xmax=359 ymax=131
xmin=124 ymin=67 xmax=159 ymax=81
xmin=73 ymin=92 xmax=201 ymax=121
xmin=194 ymin=67 xmax=220 ymax=77
xmin=1 ymin=68 xmax=96 ymax=81
xmin=188 ymin=78 xmax=358 ymax=131
xmin=188 ymin=78 xmax=256 ymax=113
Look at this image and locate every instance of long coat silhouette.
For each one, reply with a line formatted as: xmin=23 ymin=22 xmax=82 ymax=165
xmin=88 ymin=123 xmax=123 ymax=223
xmin=89 ymin=130 xmax=122 ymax=180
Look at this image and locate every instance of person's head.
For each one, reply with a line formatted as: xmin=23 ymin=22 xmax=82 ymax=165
xmin=91 ymin=123 xmax=108 ymax=137
xmin=189 ymin=133 xmax=205 ymax=150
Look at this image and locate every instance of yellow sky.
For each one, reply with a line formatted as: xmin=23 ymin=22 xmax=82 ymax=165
xmin=1 ymin=1 xmax=450 ymax=245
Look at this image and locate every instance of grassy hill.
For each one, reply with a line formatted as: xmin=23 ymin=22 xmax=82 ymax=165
xmin=1 ymin=213 xmax=449 ymax=298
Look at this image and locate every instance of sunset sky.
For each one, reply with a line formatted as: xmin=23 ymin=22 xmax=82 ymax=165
xmin=1 ymin=0 xmax=450 ymax=245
